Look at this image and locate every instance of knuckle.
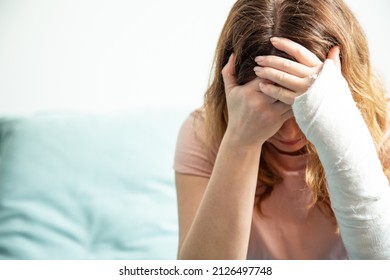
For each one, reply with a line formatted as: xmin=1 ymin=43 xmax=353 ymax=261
xmin=258 ymin=82 xmax=268 ymax=92
xmin=279 ymin=72 xmax=286 ymax=82
xmin=258 ymin=56 xmax=270 ymax=65
xmin=264 ymin=56 xmax=273 ymax=65
xmin=287 ymin=96 xmax=295 ymax=105
xmin=276 ymin=86 xmax=283 ymax=100
xmin=282 ymin=60 xmax=291 ymax=69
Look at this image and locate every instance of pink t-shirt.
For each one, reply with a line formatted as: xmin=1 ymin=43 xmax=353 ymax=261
xmin=174 ymin=109 xmax=347 ymax=259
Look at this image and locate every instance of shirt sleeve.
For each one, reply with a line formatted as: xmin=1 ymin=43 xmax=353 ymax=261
xmin=292 ymin=60 xmax=390 ymax=259
xmin=173 ymin=109 xmax=216 ymax=178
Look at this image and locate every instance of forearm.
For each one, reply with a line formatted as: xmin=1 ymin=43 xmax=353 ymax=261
xmin=292 ymin=60 xmax=390 ymax=259
xmin=179 ymin=134 xmax=262 ymax=260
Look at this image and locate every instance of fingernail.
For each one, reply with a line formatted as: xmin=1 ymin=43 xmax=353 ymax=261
xmin=255 ymin=56 xmax=264 ymax=64
xmin=270 ymin=37 xmax=280 ymax=43
xmin=253 ymin=66 xmax=261 ymax=72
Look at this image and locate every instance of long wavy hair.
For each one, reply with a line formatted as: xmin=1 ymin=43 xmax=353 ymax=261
xmin=202 ymin=0 xmax=390 ymax=217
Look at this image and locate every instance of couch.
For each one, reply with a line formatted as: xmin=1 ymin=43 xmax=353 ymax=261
xmin=0 ymin=107 xmax=190 ymax=259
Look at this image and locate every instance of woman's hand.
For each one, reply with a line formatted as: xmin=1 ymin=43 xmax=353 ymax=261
xmin=253 ymin=37 xmax=341 ymax=105
xmin=222 ymin=53 xmax=293 ymax=148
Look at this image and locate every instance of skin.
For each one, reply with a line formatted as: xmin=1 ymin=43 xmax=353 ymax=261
xmin=255 ymin=37 xmax=341 ymax=155
xmin=176 ymin=37 xmax=341 ymax=259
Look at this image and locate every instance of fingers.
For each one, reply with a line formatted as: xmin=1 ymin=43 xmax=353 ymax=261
xmin=253 ymin=37 xmax=327 ymax=101
xmin=254 ymin=66 xmax=309 ymax=94
xmin=270 ymin=37 xmax=322 ymax=67
xmin=258 ymin=81 xmax=295 ymax=105
xmin=281 ymin=108 xmax=294 ymax=122
xmin=327 ymin=46 xmax=341 ymax=70
xmin=255 ymin=55 xmax=308 ymax=78
xmin=221 ymin=53 xmax=238 ymax=92
xmin=273 ymin=101 xmax=294 ymax=122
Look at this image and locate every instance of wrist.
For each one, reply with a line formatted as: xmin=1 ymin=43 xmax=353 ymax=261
xmin=222 ymin=129 xmax=264 ymax=154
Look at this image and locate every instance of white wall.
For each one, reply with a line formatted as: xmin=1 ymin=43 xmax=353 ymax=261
xmin=0 ymin=0 xmax=388 ymax=115
xmin=345 ymin=0 xmax=390 ymax=90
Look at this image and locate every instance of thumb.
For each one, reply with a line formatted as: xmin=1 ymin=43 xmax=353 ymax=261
xmin=221 ymin=53 xmax=238 ymax=92
xmin=327 ymin=46 xmax=341 ymax=70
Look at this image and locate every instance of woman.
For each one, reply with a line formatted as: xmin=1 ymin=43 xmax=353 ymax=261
xmin=174 ymin=0 xmax=390 ymax=259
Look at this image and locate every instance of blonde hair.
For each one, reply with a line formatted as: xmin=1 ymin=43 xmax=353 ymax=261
xmin=203 ymin=0 xmax=390 ymax=216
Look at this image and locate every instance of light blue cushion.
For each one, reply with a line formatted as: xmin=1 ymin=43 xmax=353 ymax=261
xmin=0 ymin=107 xmax=189 ymax=259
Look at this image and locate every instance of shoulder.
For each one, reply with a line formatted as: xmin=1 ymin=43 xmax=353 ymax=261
xmin=180 ymin=108 xmax=206 ymax=134
xmin=174 ymin=108 xmax=217 ymax=178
